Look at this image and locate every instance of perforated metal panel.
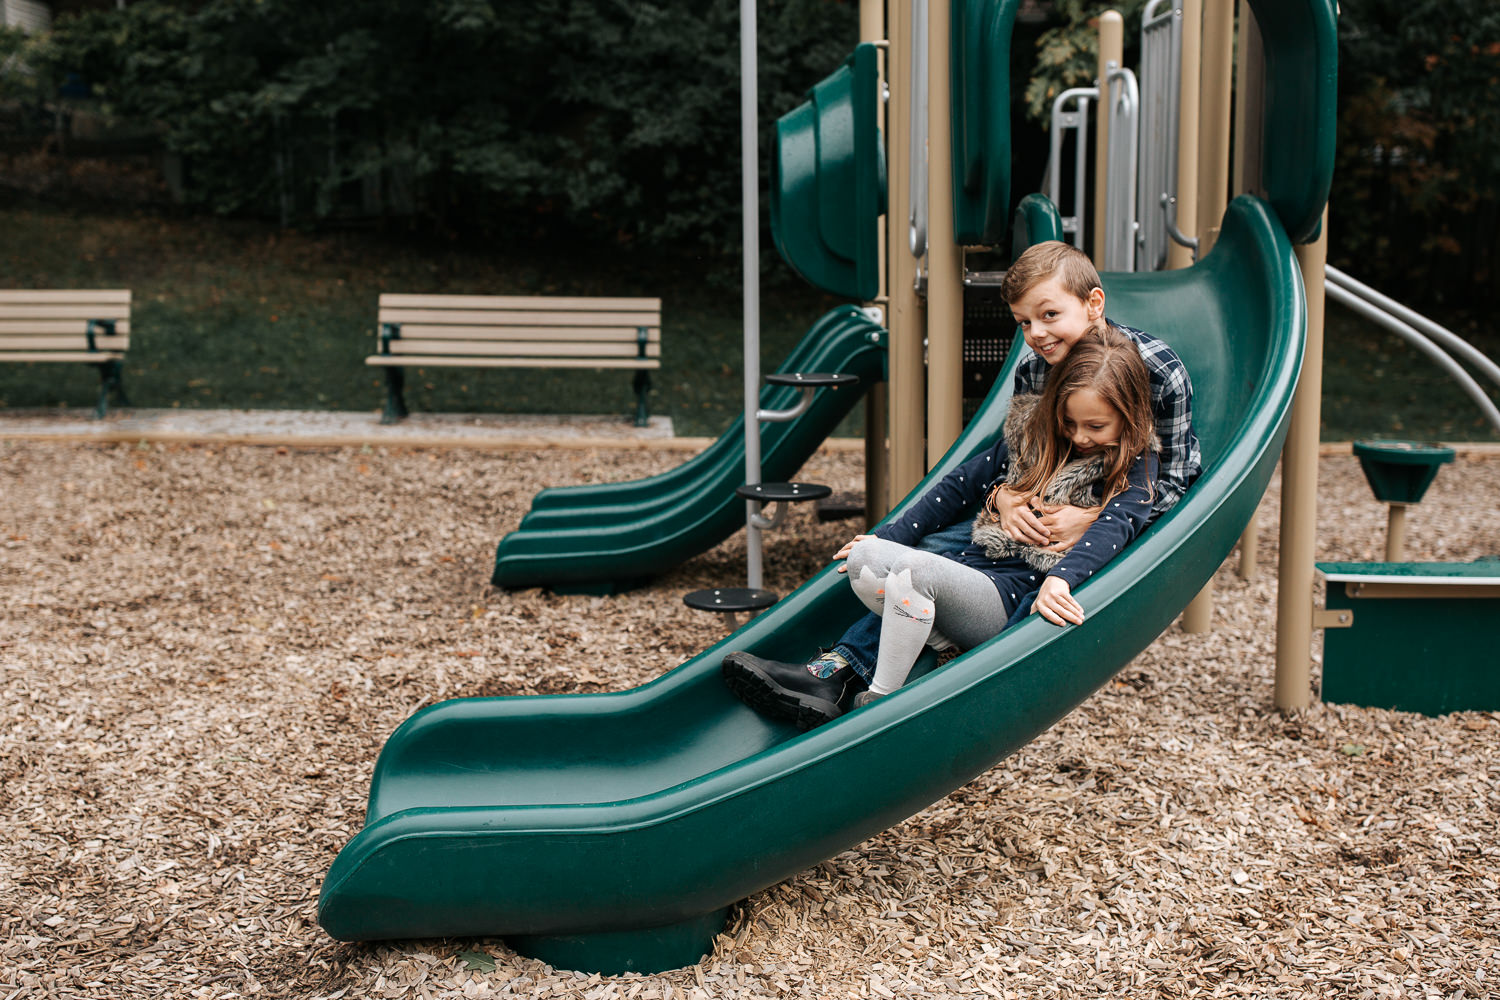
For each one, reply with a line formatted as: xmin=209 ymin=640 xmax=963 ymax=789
xmin=962 ymin=285 xmax=1014 ymax=424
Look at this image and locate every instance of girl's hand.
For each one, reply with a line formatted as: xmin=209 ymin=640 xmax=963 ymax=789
xmin=1032 ymin=576 xmax=1085 ymax=626
xmin=1034 ymin=503 xmax=1102 ymax=552
xmin=834 ymin=534 xmax=875 ymax=572
xmin=992 ymin=485 xmax=1051 ymax=546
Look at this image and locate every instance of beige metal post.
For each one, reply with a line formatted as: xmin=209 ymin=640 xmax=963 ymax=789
xmin=1196 ymin=0 xmax=1233 ymax=253
xmin=886 ymin=0 xmax=927 ymax=506
xmin=1092 ymin=11 xmax=1123 ymax=263
xmin=1165 ymin=0 xmax=1201 ymax=273
xmin=926 ymin=0 xmax=964 ymax=466
xmin=1274 ymin=209 xmax=1329 ymax=711
xmin=1385 ymin=505 xmax=1408 ymax=562
xmin=1231 ymin=0 xmax=1265 ymax=579
xmin=1171 ymin=0 xmax=1212 ymax=631
xmin=861 ymin=0 xmax=890 ymax=523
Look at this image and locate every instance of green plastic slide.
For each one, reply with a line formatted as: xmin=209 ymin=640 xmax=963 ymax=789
xmin=320 ymin=196 xmax=1308 ymax=973
xmin=491 ymin=304 xmax=887 ymax=593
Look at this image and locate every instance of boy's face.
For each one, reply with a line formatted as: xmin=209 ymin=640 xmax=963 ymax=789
xmin=1009 ymin=275 xmax=1106 ymax=366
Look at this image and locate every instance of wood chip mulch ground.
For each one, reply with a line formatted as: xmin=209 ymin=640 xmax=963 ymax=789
xmin=2 ymin=439 xmax=1497 ymax=999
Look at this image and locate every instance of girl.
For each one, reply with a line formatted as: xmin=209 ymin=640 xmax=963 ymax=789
xmin=722 ymin=325 xmax=1160 ymax=728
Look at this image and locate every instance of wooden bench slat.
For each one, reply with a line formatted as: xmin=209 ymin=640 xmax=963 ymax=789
xmin=367 ymin=355 xmax=660 ymax=370
xmin=378 ymin=294 xmax=659 ymax=312
xmin=0 ymin=320 xmax=131 ymax=335
xmin=379 ymin=340 xmax=661 ymax=360
xmin=0 ymin=351 xmax=127 ymax=363
xmin=0 ymin=289 xmax=131 ymax=305
xmin=379 ymin=309 xmax=659 ymax=327
xmin=387 ymin=324 xmax=659 ymax=343
xmin=0 ymin=305 xmax=134 ymax=321
xmin=0 ymin=335 xmax=132 ymax=352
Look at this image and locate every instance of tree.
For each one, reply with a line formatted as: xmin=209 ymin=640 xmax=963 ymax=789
xmin=28 ymin=0 xmax=859 ymax=264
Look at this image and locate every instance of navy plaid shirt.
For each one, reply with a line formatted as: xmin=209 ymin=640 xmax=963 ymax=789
xmin=1012 ymin=320 xmax=1201 ymax=514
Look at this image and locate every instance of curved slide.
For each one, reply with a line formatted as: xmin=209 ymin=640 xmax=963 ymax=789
xmin=491 ymin=304 xmax=887 ymax=593
xmin=320 ymin=197 xmax=1307 ymax=973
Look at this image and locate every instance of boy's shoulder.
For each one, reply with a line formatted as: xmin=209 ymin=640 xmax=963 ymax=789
xmin=1107 ymin=319 xmax=1191 ymax=380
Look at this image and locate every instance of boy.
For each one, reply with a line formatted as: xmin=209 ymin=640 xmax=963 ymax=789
xmin=722 ymin=241 xmax=1202 ymax=728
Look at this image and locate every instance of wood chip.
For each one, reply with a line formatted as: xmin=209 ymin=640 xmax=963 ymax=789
xmin=2 ymin=440 xmax=1497 ymax=998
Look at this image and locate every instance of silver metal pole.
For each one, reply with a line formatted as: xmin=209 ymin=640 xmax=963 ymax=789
xmin=1324 ymin=281 xmax=1500 ymax=433
xmin=1326 ymin=265 xmax=1500 ymax=390
xmin=740 ymin=0 xmax=764 ymax=589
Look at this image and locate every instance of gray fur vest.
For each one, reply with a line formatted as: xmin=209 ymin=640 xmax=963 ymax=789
xmin=969 ymin=394 xmax=1121 ymax=572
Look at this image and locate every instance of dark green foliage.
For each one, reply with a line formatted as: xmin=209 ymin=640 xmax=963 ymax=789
xmin=28 ymin=0 xmax=857 ymax=260
xmin=1020 ymin=0 xmax=1150 ymax=123
xmin=1332 ymin=0 xmax=1500 ymax=312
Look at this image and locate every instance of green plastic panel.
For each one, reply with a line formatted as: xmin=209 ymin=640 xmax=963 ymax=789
xmin=1245 ymin=0 xmax=1338 ymax=244
xmin=1010 ymin=193 xmax=1064 ymax=259
xmin=322 ymin=197 xmax=1305 ymax=974
xmin=1351 ymin=440 xmax=1455 ymax=505
xmin=950 ymin=0 xmax=1019 ymax=246
xmin=771 ymin=44 xmax=885 ymax=300
xmin=1320 ymin=561 xmax=1500 ymax=715
xmin=491 ymin=305 xmax=886 ymax=592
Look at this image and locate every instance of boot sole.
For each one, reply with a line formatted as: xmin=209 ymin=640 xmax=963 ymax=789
xmin=721 ymin=655 xmax=842 ymax=731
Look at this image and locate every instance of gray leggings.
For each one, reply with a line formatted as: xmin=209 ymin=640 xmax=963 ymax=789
xmin=845 ymin=537 xmax=1011 ymax=693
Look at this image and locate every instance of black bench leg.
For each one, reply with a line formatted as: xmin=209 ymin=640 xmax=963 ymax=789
xmin=382 ymin=366 xmax=409 ymax=424
xmin=632 ymin=370 xmax=652 ymax=427
xmin=94 ymin=359 xmax=127 ymax=419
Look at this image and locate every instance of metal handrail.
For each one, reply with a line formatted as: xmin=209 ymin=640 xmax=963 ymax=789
xmin=1104 ymin=64 xmax=1140 ymax=270
xmin=1324 ymin=277 xmax=1500 ymax=434
xmin=1048 ymin=87 xmax=1096 ymax=250
xmin=1326 ymin=266 xmax=1500 ymax=390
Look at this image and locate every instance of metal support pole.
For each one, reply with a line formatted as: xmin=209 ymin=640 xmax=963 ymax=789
xmin=1165 ymin=0 xmax=1200 ymax=272
xmin=1232 ymin=0 xmax=1264 ymax=579
xmin=1386 ymin=504 xmax=1408 ymax=562
xmin=925 ymin=0 xmax=963 ymax=466
xmin=1197 ymin=0 xmax=1233 ymax=252
xmin=1092 ymin=12 xmax=1123 ymax=264
xmin=739 ymin=0 xmax=765 ymax=589
xmin=1274 ymin=208 xmax=1329 ymax=711
xmin=863 ymin=0 xmax=890 ymax=524
xmin=1170 ymin=0 xmax=1211 ymax=632
xmin=887 ymin=0 xmax=927 ymax=507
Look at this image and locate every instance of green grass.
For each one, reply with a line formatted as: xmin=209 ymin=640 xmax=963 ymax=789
xmin=2 ymin=202 xmax=1497 ymax=442
xmin=0 ymin=203 xmax=846 ymax=438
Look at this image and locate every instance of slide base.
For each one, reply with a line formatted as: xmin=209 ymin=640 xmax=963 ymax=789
xmin=506 ymin=907 xmax=730 ymax=975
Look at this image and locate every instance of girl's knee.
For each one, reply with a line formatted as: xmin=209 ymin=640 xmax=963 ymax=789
xmin=846 ymin=537 xmax=891 ymax=578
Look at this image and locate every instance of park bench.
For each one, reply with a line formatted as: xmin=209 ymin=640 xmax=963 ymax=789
xmin=0 ymin=289 xmax=132 ymax=417
xmin=366 ymin=294 xmax=662 ymax=425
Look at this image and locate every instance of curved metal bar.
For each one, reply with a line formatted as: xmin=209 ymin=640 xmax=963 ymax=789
xmin=1326 ymin=265 xmax=1500 ymax=390
xmin=1106 ymin=65 xmax=1140 ymax=271
xmin=1324 ymin=281 xmax=1500 ymax=433
xmin=1049 ymin=86 xmax=1097 ymax=250
xmin=1160 ymin=193 xmax=1199 ymax=255
xmin=756 ymin=386 xmax=818 ymax=423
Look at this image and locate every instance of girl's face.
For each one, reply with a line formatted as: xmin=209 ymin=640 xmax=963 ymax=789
xmin=1062 ymin=389 xmax=1123 ymax=454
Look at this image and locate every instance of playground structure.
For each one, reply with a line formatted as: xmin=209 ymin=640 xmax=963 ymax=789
xmin=317 ymin=0 xmax=1371 ymax=974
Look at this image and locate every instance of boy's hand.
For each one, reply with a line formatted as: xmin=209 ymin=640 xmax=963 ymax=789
xmin=1034 ymin=503 xmax=1102 ymax=552
xmin=1032 ymin=576 xmax=1085 ymax=626
xmin=834 ymin=534 xmax=875 ymax=572
xmin=993 ymin=486 xmax=1051 ymax=546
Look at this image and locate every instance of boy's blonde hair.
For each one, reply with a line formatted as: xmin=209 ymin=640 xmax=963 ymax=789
xmin=1000 ymin=241 xmax=1102 ymax=306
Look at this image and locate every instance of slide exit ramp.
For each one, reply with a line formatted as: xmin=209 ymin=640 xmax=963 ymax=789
xmin=490 ymin=305 xmax=886 ymax=593
xmin=321 ymin=197 xmax=1306 ymax=974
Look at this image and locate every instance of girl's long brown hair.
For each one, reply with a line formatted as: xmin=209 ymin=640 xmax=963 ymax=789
xmin=1006 ymin=324 xmax=1156 ymax=507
